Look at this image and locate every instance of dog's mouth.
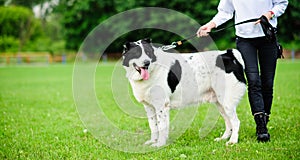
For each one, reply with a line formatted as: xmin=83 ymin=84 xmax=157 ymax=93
xmin=133 ymin=63 xmax=150 ymax=80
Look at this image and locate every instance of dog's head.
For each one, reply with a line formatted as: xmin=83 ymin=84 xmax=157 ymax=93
xmin=122 ymin=38 xmax=157 ymax=81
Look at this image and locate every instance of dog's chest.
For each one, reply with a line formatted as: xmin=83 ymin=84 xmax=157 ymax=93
xmin=129 ymin=79 xmax=162 ymax=103
xmin=129 ymin=69 xmax=170 ymax=104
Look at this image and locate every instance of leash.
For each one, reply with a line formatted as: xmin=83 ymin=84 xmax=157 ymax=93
xmin=161 ymin=34 xmax=197 ymax=50
xmin=161 ymin=18 xmax=259 ymax=51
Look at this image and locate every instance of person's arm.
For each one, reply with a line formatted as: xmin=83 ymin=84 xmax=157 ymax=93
xmin=255 ymin=0 xmax=288 ymax=24
xmin=197 ymin=0 xmax=234 ymax=37
xmin=271 ymin=0 xmax=288 ymax=18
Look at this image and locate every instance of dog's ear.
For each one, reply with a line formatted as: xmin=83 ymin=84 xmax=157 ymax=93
xmin=124 ymin=41 xmax=130 ymax=49
xmin=123 ymin=42 xmax=132 ymax=53
xmin=142 ymin=38 xmax=152 ymax=44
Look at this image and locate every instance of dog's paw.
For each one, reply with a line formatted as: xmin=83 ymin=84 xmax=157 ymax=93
xmin=225 ymin=136 xmax=238 ymax=146
xmin=150 ymin=142 xmax=165 ymax=147
xmin=225 ymin=140 xmax=237 ymax=146
xmin=214 ymin=137 xmax=225 ymax=142
xmin=144 ymin=139 xmax=157 ymax=145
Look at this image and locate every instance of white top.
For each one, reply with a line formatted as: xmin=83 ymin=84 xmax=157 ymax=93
xmin=211 ymin=0 xmax=288 ymax=38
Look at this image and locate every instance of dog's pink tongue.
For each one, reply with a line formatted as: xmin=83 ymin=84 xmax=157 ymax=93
xmin=140 ymin=68 xmax=149 ymax=80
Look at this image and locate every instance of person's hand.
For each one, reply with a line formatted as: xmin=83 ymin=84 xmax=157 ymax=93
xmin=196 ymin=21 xmax=216 ymax=37
xmin=255 ymin=11 xmax=273 ymax=24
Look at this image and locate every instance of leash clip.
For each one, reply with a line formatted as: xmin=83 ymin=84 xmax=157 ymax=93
xmin=160 ymin=34 xmax=196 ymax=51
xmin=160 ymin=42 xmax=177 ymax=51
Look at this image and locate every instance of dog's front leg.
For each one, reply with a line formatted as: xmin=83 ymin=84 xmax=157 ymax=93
xmin=147 ymin=86 xmax=170 ymax=147
xmin=152 ymin=105 xmax=170 ymax=147
xmin=144 ymin=105 xmax=158 ymax=145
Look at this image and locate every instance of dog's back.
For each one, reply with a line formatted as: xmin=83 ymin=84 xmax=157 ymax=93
xmin=159 ymin=49 xmax=246 ymax=108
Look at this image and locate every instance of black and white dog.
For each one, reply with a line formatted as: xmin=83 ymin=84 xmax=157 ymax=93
xmin=122 ymin=38 xmax=246 ymax=147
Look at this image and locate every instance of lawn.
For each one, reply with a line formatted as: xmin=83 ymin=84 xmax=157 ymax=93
xmin=0 ymin=60 xmax=299 ymax=159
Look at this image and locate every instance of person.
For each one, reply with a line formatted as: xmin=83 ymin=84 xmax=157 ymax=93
xmin=197 ymin=0 xmax=288 ymax=142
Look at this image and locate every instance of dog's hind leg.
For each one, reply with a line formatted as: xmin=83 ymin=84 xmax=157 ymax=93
xmin=214 ymin=102 xmax=233 ymax=142
xmin=213 ymin=84 xmax=241 ymax=145
xmin=144 ymin=104 xmax=159 ymax=145
xmin=219 ymin=101 xmax=240 ymax=145
xmin=212 ymin=71 xmax=245 ymax=145
xmin=225 ymin=106 xmax=240 ymax=145
xmin=216 ymin=84 xmax=245 ymax=145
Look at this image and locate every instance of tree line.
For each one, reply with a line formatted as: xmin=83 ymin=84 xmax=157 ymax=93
xmin=0 ymin=0 xmax=299 ymax=54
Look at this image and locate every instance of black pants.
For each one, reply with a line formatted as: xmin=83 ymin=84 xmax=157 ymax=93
xmin=236 ymin=36 xmax=278 ymax=115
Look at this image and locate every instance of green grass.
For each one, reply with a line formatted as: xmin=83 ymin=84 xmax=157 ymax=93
xmin=0 ymin=60 xmax=299 ymax=159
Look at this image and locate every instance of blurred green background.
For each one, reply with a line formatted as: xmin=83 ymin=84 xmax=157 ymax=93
xmin=0 ymin=0 xmax=299 ymax=62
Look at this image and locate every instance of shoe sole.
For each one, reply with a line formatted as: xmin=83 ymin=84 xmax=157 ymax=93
xmin=257 ymin=133 xmax=270 ymax=142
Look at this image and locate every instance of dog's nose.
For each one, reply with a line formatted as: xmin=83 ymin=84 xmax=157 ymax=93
xmin=144 ymin=60 xmax=150 ymax=67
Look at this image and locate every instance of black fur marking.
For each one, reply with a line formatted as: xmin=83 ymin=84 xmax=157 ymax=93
xmin=141 ymin=38 xmax=152 ymax=44
xmin=123 ymin=42 xmax=135 ymax=54
xmin=122 ymin=40 xmax=156 ymax=67
xmin=167 ymin=60 xmax=182 ymax=93
xmin=122 ymin=43 xmax=142 ymax=67
xmin=141 ymin=41 xmax=157 ymax=63
xmin=189 ymin=56 xmax=193 ymax=60
xmin=216 ymin=49 xmax=246 ymax=84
